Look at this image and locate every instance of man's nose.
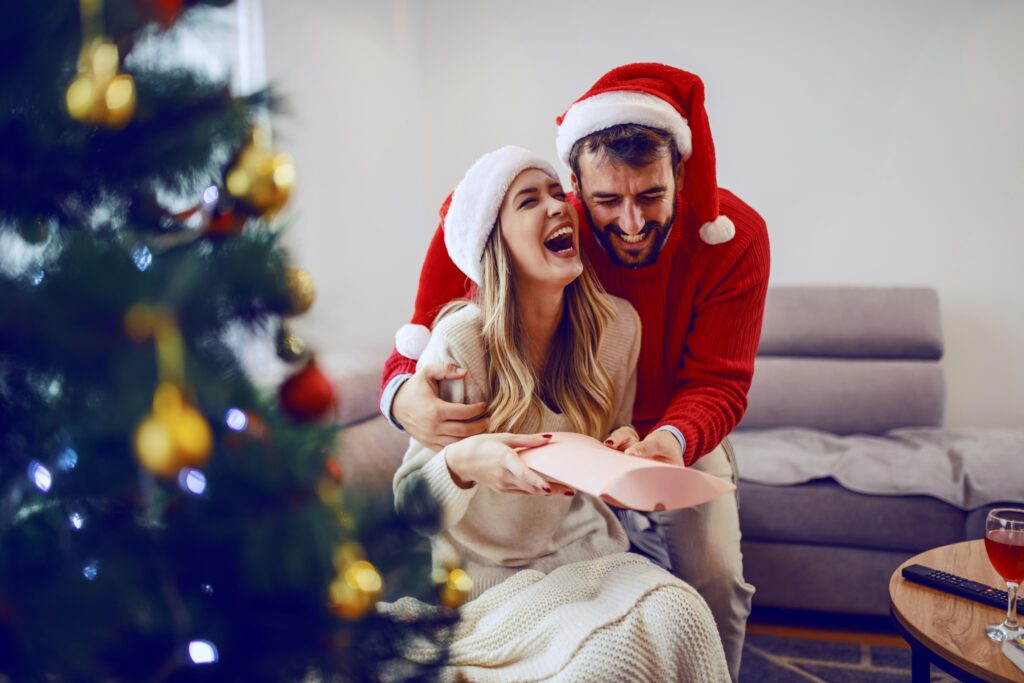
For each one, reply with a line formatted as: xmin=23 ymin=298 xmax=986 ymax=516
xmin=619 ymin=201 xmax=644 ymax=235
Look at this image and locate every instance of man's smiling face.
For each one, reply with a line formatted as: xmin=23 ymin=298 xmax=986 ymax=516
xmin=573 ymin=150 xmax=681 ymax=269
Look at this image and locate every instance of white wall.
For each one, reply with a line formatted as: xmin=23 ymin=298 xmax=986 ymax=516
xmin=262 ymin=0 xmax=1024 ymax=427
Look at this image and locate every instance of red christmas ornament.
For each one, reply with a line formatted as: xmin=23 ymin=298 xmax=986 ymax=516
xmin=324 ymin=457 xmax=343 ymax=484
xmin=206 ymin=206 xmax=246 ymax=237
xmin=137 ymin=0 xmax=186 ymax=27
xmin=279 ymin=359 xmax=335 ymax=421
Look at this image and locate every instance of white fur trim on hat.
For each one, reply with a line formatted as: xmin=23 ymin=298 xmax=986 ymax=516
xmin=444 ymin=146 xmax=558 ymax=284
xmin=395 ymin=323 xmax=431 ymax=360
xmin=556 ymin=91 xmax=693 ymax=166
xmin=699 ymin=215 xmax=735 ymax=245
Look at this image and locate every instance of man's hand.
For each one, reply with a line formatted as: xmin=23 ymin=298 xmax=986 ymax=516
xmin=603 ymin=425 xmax=640 ymax=451
xmin=392 ymin=362 xmax=489 ymax=451
xmin=625 ymin=429 xmax=684 ymax=467
xmin=445 ymin=433 xmax=561 ymax=495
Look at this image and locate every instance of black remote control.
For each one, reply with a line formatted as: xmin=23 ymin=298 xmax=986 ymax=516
xmin=901 ymin=564 xmax=1023 ymax=610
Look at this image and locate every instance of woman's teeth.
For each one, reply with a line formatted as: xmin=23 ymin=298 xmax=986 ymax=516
xmin=544 ymin=226 xmax=575 ymax=253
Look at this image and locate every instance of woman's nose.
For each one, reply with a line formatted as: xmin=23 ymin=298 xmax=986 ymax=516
xmin=546 ymin=199 xmax=564 ymax=216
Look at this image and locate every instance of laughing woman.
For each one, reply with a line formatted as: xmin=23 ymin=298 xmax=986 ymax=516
xmin=386 ymin=146 xmax=728 ymax=682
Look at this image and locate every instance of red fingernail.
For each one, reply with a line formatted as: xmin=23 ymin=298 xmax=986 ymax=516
xmin=543 ymin=486 xmax=552 ymax=493
xmin=604 ymin=440 xmax=613 ymax=445
xmin=542 ymin=434 xmax=552 ymax=438
xmin=564 ymin=491 xmax=574 ymax=496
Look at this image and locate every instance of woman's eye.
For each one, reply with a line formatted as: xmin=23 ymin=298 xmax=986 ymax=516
xmin=519 ymin=198 xmax=537 ymax=209
xmin=554 ymin=192 xmax=566 ymax=199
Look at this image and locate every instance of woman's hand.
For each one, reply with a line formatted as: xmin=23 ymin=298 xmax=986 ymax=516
xmin=445 ymin=432 xmax=563 ymax=495
xmin=603 ymin=425 xmax=640 ymax=451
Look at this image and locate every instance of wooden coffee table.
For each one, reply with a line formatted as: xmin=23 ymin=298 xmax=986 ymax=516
xmin=889 ymin=540 xmax=1024 ymax=683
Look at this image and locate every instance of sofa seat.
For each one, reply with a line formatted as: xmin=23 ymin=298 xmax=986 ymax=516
xmin=738 ymin=479 xmax=968 ymax=553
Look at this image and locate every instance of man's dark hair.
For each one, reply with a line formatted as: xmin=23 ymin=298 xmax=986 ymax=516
xmin=567 ymin=123 xmax=683 ymax=182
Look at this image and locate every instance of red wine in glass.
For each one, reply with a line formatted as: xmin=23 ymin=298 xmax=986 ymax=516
xmin=985 ymin=529 xmax=1024 ymax=584
xmin=985 ymin=508 xmax=1024 ymax=642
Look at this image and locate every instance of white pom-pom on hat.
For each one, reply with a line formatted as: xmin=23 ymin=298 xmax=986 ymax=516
xmin=699 ymin=215 xmax=736 ymax=245
xmin=395 ymin=323 xmax=431 ymax=360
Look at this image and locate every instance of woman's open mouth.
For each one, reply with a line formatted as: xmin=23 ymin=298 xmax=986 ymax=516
xmin=543 ymin=225 xmax=576 ymax=256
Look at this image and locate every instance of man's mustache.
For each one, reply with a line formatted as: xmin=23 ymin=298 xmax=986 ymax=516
xmin=604 ymin=221 xmax=663 ymax=238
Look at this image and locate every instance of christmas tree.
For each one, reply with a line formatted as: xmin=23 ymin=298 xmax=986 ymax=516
xmin=0 ymin=1 xmax=458 ymax=680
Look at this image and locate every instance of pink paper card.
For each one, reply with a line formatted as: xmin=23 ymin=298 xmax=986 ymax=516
xmin=519 ymin=432 xmax=735 ymax=512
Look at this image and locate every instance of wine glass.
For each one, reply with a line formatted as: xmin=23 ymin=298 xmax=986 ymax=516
xmin=984 ymin=508 xmax=1024 ymax=642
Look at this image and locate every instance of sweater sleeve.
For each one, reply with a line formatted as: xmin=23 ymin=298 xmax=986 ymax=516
xmin=392 ymin=311 xmax=481 ymax=534
xmin=655 ymin=208 xmax=770 ymax=466
xmin=379 ymin=217 xmax=475 ymax=402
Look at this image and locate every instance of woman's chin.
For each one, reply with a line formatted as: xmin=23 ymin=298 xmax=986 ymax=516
xmin=553 ymin=259 xmax=585 ymax=287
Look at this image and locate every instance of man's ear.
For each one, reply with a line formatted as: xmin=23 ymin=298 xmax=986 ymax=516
xmin=674 ymin=159 xmax=685 ymax=190
xmin=570 ymin=172 xmax=581 ymax=198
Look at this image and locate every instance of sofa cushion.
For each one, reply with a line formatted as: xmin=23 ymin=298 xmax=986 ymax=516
xmin=738 ymin=479 xmax=965 ymax=552
xmin=739 ymin=358 xmax=945 ymax=434
xmin=334 ymin=414 xmax=409 ymax=495
xmin=318 ymin=350 xmax=391 ymax=427
xmin=758 ymin=286 xmax=943 ymax=360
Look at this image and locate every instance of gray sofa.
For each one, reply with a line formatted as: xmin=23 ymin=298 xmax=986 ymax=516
xmin=330 ymin=286 xmax=1024 ymax=618
xmin=732 ymin=286 xmax=1024 ymax=616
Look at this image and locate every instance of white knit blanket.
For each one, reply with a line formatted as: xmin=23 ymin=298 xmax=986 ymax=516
xmin=378 ymin=552 xmax=729 ymax=682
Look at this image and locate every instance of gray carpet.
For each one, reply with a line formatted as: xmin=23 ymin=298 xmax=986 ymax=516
xmin=740 ymin=633 xmax=957 ymax=682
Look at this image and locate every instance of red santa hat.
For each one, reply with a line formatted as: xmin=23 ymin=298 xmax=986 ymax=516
xmin=555 ymin=63 xmax=735 ymax=245
xmin=394 ymin=146 xmax=557 ymax=360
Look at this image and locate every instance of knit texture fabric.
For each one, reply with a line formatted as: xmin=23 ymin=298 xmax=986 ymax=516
xmin=378 ymin=552 xmax=730 ymax=682
xmin=380 ymin=188 xmax=770 ymax=465
xmin=393 ymin=299 xmax=639 ymax=596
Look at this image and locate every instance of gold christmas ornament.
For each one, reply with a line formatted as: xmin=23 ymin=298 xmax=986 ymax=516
xmin=134 ymin=381 xmax=212 ymax=478
xmin=275 ymin=323 xmax=307 ymax=362
xmin=225 ymin=130 xmax=295 ymax=215
xmin=66 ymin=37 xmax=136 ymax=128
xmin=433 ymin=566 xmax=473 ymax=608
xmin=285 ymin=267 xmax=316 ymax=315
xmin=329 ymin=558 xmax=383 ymax=621
xmin=123 ymin=303 xmax=158 ymax=342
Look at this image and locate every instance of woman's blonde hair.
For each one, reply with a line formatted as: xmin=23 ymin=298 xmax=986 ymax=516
xmin=460 ymin=224 xmax=617 ymax=439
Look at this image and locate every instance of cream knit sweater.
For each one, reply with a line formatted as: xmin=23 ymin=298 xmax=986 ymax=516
xmin=393 ymin=297 xmax=640 ymax=597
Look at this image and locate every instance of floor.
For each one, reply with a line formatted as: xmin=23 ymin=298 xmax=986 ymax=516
xmin=742 ymin=607 xmax=957 ymax=682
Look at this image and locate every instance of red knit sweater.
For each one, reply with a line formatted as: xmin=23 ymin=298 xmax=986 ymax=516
xmin=380 ymin=188 xmax=770 ymax=466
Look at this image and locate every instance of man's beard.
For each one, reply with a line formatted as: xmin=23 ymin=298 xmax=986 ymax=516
xmin=582 ymin=198 xmax=677 ymax=269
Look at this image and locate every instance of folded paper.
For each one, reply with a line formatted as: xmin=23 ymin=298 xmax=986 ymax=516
xmin=520 ymin=432 xmax=735 ymax=512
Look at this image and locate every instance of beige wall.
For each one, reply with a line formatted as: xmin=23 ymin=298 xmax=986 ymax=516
xmin=262 ymin=0 xmax=1024 ymax=427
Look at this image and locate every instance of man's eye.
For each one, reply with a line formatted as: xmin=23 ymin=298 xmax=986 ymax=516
xmin=639 ymin=195 xmax=665 ymax=203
